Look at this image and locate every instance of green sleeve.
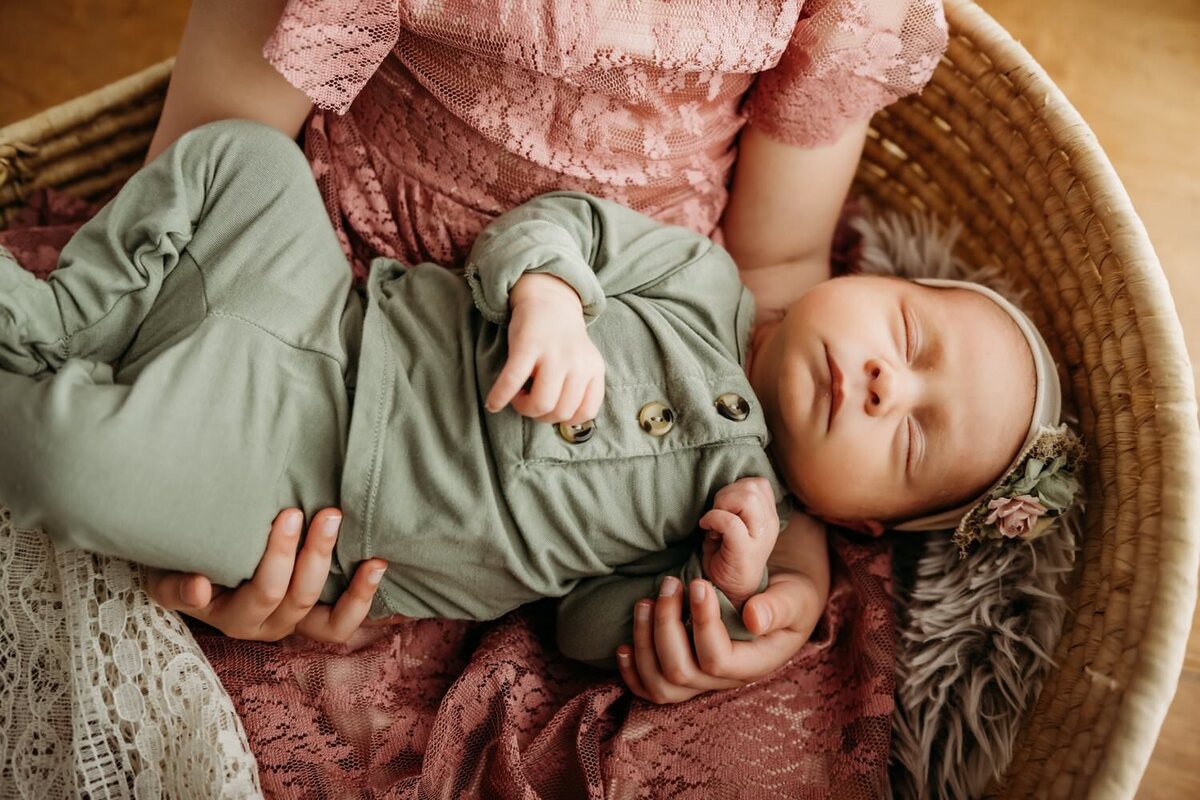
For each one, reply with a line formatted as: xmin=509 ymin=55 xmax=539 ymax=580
xmin=555 ymin=544 xmax=769 ymax=671
xmin=464 ymin=190 xmax=728 ymax=326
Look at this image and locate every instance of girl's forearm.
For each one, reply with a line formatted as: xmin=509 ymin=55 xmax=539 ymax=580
xmin=147 ymin=0 xmax=313 ymax=163
xmin=720 ymin=119 xmax=869 ymax=273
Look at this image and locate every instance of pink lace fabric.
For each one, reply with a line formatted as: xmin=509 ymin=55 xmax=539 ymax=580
xmin=197 ymin=536 xmax=896 ymax=799
xmin=2 ymin=195 xmax=894 ymax=797
xmin=264 ymin=0 xmax=946 ymax=276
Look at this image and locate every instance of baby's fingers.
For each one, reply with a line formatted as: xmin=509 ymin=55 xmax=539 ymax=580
xmin=513 ymin=363 xmax=564 ymax=418
xmin=487 ymin=350 xmax=537 ymax=412
xmin=700 ymin=508 xmax=750 ymax=549
xmin=542 ymin=373 xmax=587 ymax=423
xmin=575 ymin=375 xmax=605 ymax=424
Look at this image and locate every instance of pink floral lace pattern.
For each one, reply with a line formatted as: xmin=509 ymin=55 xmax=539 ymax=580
xmin=195 ymin=536 xmax=895 ymax=799
xmin=265 ymin=0 xmax=947 ymax=275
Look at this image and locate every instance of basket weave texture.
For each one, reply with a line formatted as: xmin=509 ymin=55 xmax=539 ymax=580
xmin=1 ymin=2 xmax=1196 ymax=797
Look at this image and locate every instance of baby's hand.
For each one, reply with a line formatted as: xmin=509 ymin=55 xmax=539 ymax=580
xmin=486 ymin=273 xmax=605 ymax=424
xmin=700 ymin=477 xmax=780 ymax=610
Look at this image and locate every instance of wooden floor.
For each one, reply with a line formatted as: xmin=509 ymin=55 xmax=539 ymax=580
xmin=1 ymin=1 xmax=1197 ymax=797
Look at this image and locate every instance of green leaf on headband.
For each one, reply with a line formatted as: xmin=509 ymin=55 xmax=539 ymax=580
xmin=1006 ymin=455 xmax=1076 ymax=510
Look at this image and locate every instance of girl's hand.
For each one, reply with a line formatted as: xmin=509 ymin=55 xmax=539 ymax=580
xmin=615 ymin=575 xmax=817 ymax=704
xmin=618 ymin=512 xmax=828 ymax=704
xmin=485 ymin=273 xmax=605 ymax=424
xmin=700 ymin=477 xmax=780 ymax=609
xmin=145 ymin=507 xmax=388 ymax=643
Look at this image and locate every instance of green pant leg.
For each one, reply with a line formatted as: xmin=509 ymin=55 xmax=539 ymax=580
xmin=0 ymin=119 xmax=351 ymax=376
xmin=0 ymin=120 xmax=355 ymax=586
xmin=0 ymin=329 xmax=346 ymax=586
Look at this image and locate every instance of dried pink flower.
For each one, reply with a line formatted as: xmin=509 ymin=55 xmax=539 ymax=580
xmin=984 ymin=494 xmax=1048 ymax=539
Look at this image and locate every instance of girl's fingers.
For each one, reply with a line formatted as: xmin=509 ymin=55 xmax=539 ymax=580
xmin=742 ymin=575 xmax=814 ymax=636
xmin=487 ymin=350 xmax=536 ymax=412
xmin=688 ymin=579 xmax=738 ymax=679
xmin=651 ymin=577 xmax=703 ymax=686
xmin=208 ymin=508 xmax=303 ymax=624
xmin=691 ymin=580 xmax=808 ymax=683
xmin=616 ymin=645 xmax=653 ymax=701
xmin=272 ymin=508 xmax=343 ymax=619
xmin=297 ymin=558 xmax=387 ymax=643
xmin=145 ymin=568 xmax=214 ymax=611
xmin=631 ymin=599 xmax=673 ymax=697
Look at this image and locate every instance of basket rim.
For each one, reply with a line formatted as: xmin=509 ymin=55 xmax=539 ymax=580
xmin=0 ymin=7 xmax=1197 ymax=796
xmin=946 ymin=2 xmax=1200 ymax=796
xmin=0 ymin=59 xmax=174 ymax=148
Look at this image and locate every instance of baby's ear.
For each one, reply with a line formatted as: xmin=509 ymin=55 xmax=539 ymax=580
xmin=820 ymin=517 xmax=885 ymax=537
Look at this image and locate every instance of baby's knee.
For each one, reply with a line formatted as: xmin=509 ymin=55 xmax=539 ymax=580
xmin=178 ymin=119 xmax=313 ymax=194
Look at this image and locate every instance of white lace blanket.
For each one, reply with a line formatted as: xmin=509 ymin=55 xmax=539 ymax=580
xmin=0 ymin=509 xmax=261 ymax=799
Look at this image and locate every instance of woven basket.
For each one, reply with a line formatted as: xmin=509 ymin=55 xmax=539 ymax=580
xmin=1 ymin=2 xmax=1196 ymax=797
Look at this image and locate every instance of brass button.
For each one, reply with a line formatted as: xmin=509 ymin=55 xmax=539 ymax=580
xmin=715 ymin=392 xmax=750 ymax=422
xmin=557 ymin=419 xmax=596 ymax=444
xmin=638 ymin=401 xmax=675 ymax=436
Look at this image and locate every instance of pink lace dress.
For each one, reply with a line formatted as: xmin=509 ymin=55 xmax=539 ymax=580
xmin=0 ymin=1 xmax=947 ymax=797
xmin=264 ymin=0 xmax=947 ymax=277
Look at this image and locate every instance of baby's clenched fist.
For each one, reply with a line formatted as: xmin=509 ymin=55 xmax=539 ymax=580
xmin=700 ymin=477 xmax=780 ymax=610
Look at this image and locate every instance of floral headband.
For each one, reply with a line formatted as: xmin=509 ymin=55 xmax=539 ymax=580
xmin=892 ymin=279 xmax=1085 ymax=552
xmin=950 ymin=424 xmax=1084 ymax=554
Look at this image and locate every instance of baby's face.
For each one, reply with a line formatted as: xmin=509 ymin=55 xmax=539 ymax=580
xmin=762 ymin=275 xmax=1036 ymax=525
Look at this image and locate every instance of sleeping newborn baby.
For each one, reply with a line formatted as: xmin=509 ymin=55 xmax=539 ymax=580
xmin=0 ymin=121 xmax=1082 ymax=665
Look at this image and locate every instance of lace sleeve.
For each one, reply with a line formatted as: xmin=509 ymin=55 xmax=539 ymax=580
xmin=263 ymin=0 xmax=402 ymax=114
xmin=744 ymin=0 xmax=948 ymax=147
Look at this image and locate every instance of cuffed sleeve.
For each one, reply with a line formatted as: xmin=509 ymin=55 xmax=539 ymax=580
xmin=464 ymin=190 xmax=722 ymax=326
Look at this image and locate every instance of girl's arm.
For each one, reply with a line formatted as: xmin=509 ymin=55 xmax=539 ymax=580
xmin=145 ymin=0 xmax=313 ymax=163
xmin=719 ymin=119 xmax=870 ymax=319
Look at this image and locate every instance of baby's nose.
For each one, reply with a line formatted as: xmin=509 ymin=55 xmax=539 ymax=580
xmin=863 ymin=359 xmax=907 ymax=416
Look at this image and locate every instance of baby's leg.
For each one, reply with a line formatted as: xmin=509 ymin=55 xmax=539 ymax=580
xmin=0 ymin=119 xmax=351 ymax=377
xmin=0 ymin=120 xmax=356 ymax=586
xmin=0 ymin=346 xmax=342 ymax=586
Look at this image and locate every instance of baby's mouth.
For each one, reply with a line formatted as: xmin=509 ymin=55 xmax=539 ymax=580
xmin=825 ymin=346 xmax=844 ymax=432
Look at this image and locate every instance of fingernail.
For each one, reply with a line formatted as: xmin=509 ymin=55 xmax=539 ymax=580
xmin=759 ymin=608 xmax=772 ymax=629
xmin=617 ymin=650 xmax=630 ymax=662
xmin=636 ymin=601 xmax=651 ymax=621
xmin=368 ymin=566 xmax=386 ymax=584
xmin=286 ymin=511 xmax=303 ymax=534
xmin=323 ymin=515 xmax=342 ymax=538
xmin=659 ymin=577 xmax=678 ymax=598
xmin=691 ymin=580 xmax=707 ymax=603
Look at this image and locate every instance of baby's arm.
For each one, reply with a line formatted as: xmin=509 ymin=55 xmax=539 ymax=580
xmin=466 ymin=191 xmax=746 ymax=423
